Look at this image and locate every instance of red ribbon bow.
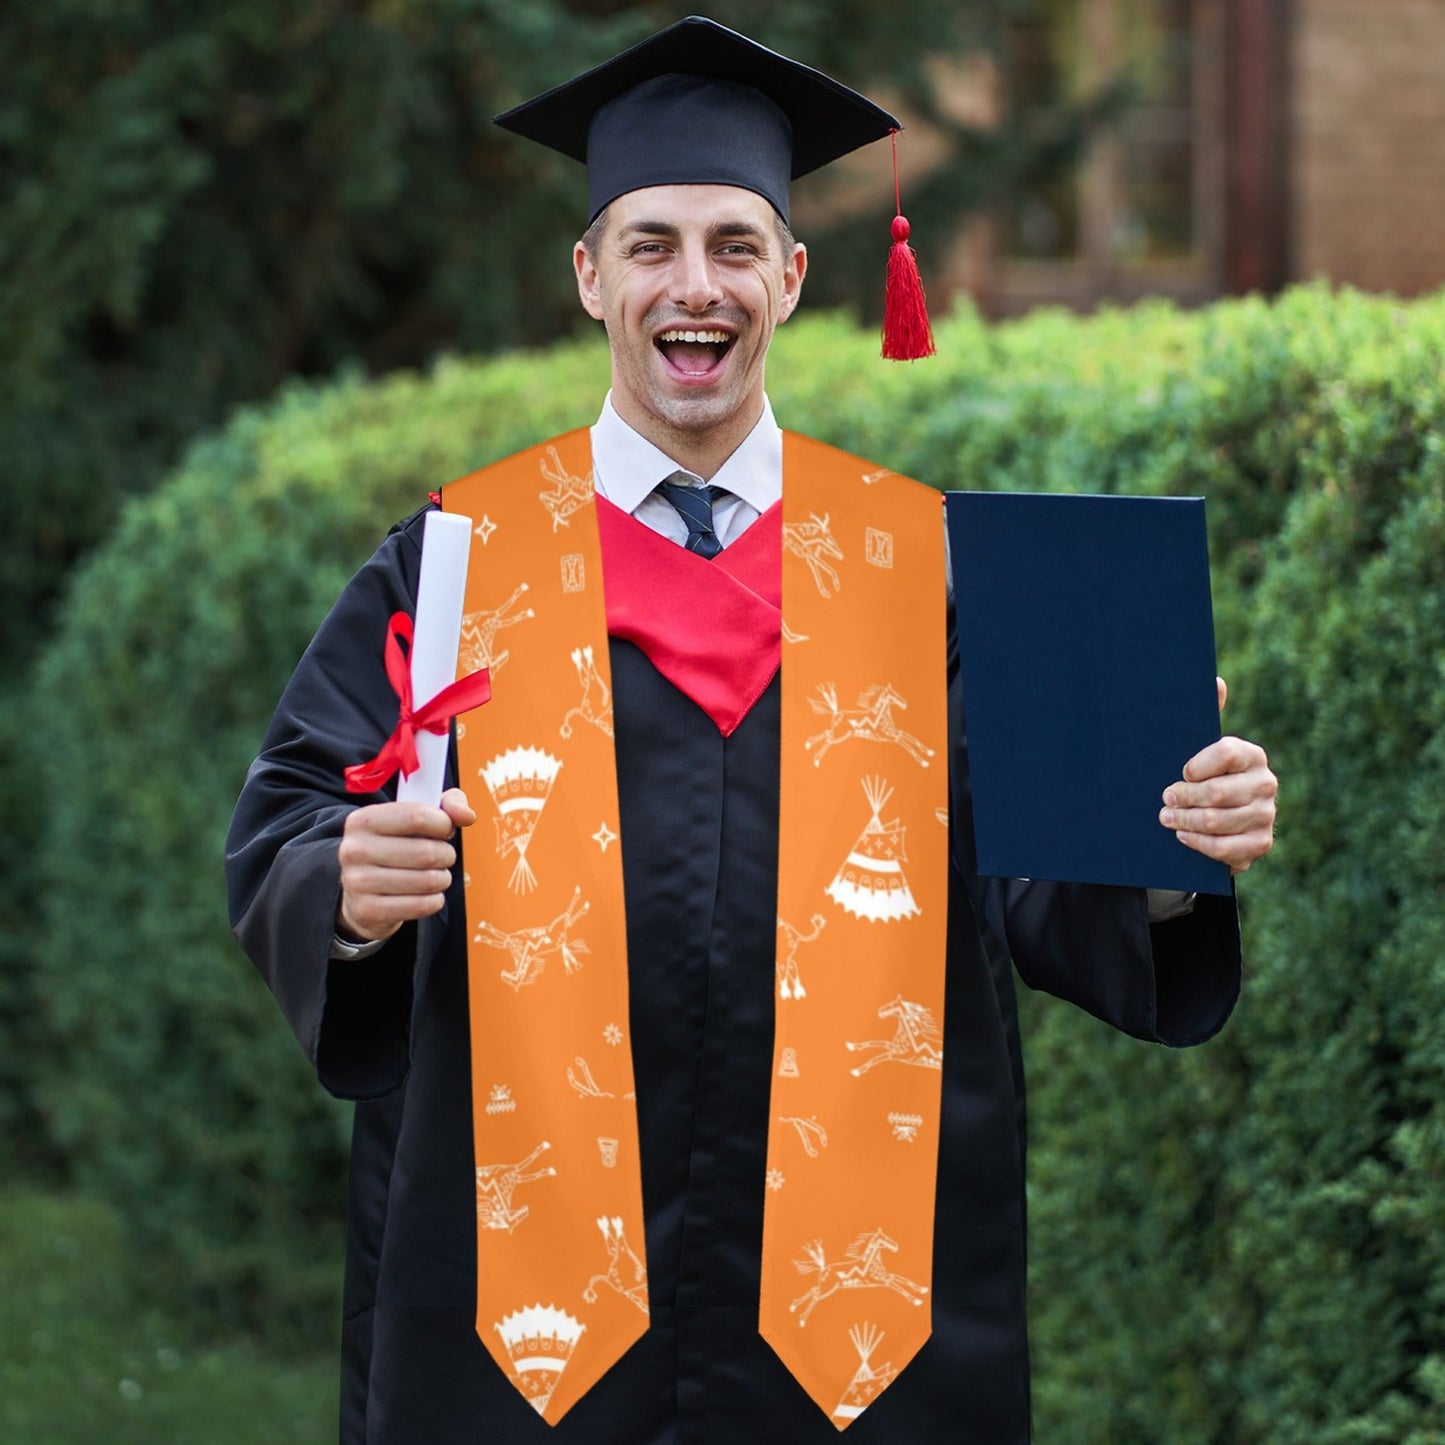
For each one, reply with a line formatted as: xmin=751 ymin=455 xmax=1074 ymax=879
xmin=344 ymin=611 xmax=492 ymax=794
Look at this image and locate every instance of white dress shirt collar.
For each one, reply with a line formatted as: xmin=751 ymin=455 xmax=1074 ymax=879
xmin=590 ymin=392 xmax=782 ymax=515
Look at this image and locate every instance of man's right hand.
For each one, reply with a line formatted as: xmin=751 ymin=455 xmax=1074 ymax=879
xmin=336 ymin=787 xmax=477 ymax=943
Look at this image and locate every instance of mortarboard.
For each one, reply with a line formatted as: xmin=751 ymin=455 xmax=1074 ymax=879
xmin=493 ymin=14 xmax=901 ymax=226
xmin=495 ymin=14 xmax=936 ymax=358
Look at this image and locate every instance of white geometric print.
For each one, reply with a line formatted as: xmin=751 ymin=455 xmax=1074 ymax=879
xmin=804 ymin=683 xmax=936 ymax=769
xmin=825 ymin=777 xmax=921 ymax=922
xmin=597 ymin=1137 xmax=619 ymax=1168
xmin=559 ymin=645 xmax=614 ymax=740
xmin=459 ymin=582 xmax=534 ymax=677
xmin=859 ymin=468 xmax=894 ymax=486
xmin=777 ymin=1114 xmax=830 ymax=1158
xmin=776 ymin=913 xmax=826 ymax=1000
xmin=888 ymin=1112 xmax=924 ymax=1143
xmin=864 ymin=528 xmax=894 ymax=569
xmin=847 ymin=996 xmax=944 ymax=1077
xmin=560 ymin=553 xmax=586 ymax=593
xmin=485 ymin=1084 xmax=517 ymax=1116
xmin=538 ymin=446 xmax=594 ymax=532
xmin=474 ymin=515 xmax=497 ymax=546
xmin=475 ymin=1141 xmax=556 ymax=1233
xmin=582 ymin=1216 xmax=648 ymax=1315
xmin=832 ymin=1322 xmax=899 ymax=1422
xmin=566 ymin=1057 xmax=614 ymax=1099
xmin=474 ymin=887 xmax=590 ymax=991
xmin=778 ymin=1047 xmax=800 ymax=1078
xmin=566 ymin=1055 xmax=635 ymax=1103
xmin=766 ymin=1168 xmax=787 ymax=1191
xmin=789 ymin=1228 xmax=929 ymax=1327
xmin=494 ymin=1304 xmax=586 ymax=1417
xmin=480 ymin=746 xmax=562 ymax=893
xmin=782 ymin=511 xmax=844 ymax=598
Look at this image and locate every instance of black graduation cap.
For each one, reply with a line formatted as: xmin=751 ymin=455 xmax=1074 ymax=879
xmin=493 ymin=15 xmax=902 ymax=225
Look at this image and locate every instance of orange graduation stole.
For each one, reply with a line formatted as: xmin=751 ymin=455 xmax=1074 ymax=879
xmin=443 ymin=429 xmax=946 ymax=1429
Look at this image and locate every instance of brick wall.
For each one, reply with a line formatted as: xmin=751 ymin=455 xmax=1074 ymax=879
xmin=1292 ymin=0 xmax=1445 ymax=296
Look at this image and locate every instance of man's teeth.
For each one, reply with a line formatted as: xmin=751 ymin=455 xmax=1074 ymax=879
xmin=657 ymin=329 xmax=730 ymax=344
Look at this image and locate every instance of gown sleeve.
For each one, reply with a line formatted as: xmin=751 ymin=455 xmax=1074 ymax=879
xmin=945 ymin=605 xmax=1242 ymax=1048
xmin=224 ymin=507 xmax=441 ymax=1099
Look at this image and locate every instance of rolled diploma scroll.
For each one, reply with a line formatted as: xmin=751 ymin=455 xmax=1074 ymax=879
xmin=396 ymin=510 xmax=474 ymax=805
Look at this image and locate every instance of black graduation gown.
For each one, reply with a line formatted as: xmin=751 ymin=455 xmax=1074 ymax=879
xmin=226 ymin=506 xmax=1241 ymax=1444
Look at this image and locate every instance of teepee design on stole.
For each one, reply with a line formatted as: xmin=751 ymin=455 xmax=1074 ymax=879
xmin=826 ymin=776 xmax=920 ymax=922
xmin=481 ymin=745 xmax=562 ymax=893
xmin=832 ymin=1322 xmax=899 ymax=1424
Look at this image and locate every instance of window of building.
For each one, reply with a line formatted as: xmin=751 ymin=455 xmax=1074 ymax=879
xmin=993 ymin=0 xmax=1224 ymax=311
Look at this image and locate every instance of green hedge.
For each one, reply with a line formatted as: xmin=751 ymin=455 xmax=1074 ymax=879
xmin=1017 ymin=294 xmax=1445 ymax=1444
xmin=0 ymin=1188 xmax=333 ymax=1444
xmin=29 ymin=342 xmax=612 ymax=1343
xmin=29 ymin=285 xmax=1445 ymax=1440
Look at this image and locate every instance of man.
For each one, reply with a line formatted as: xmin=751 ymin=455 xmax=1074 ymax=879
xmin=226 ymin=17 xmax=1277 ymax=1444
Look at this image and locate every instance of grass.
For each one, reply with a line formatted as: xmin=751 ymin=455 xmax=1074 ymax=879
xmin=0 ymin=1188 xmax=336 ymax=1444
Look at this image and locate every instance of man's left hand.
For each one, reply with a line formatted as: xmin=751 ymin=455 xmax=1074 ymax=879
xmin=1160 ymin=677 xmax=1278 ymax=874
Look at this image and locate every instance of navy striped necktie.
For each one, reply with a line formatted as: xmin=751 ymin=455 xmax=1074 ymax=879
xmin=656 ymin=474 xmax=728 ymax=559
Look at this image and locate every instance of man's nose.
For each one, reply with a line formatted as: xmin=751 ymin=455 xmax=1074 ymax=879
xmin=673 ymin=245 xmax=723 ymax=312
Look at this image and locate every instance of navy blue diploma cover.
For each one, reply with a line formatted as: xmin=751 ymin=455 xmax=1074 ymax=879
xmin=945 ymin=490 xmax=1231 ymax=896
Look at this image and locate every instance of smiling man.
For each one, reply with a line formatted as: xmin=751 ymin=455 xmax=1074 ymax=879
xmin=226 ymin=16 xmax=1277 ymax=1445
xmin=575 ymin=185 xmax=805 ymax=476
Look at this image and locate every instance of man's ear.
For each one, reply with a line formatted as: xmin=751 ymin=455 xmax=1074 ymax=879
xmin=778 ymin=243 xmax=807 ymax=323
xmin=575 ymin=241 xmax=605 ymax=321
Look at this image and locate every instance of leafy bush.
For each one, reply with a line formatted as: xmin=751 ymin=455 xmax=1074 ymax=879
xmin=30 ymin=286 xmax=1445 ymax=1445
xmin=1020 ymin=290 xmax=1445 ymax=1443
xmin=30 ymin=342 xmax=610 ymax=1340
xmin=0 ymin=1188 xmax=333 ymax=1443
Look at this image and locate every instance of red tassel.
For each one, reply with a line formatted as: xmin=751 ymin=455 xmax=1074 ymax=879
xmin=883 ymin=215 xmax=935 ymax=360
xmin=881 ymin=131 xmax=935 ymax=361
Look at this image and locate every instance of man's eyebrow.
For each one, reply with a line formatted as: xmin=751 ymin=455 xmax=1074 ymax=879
xmin=708 ymin=220 xmax=770 ymax=244
xmin=615 ymin=219 xmax=771 ymax=244
xmin=617 ymin=220 xmax=683 ymax=242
